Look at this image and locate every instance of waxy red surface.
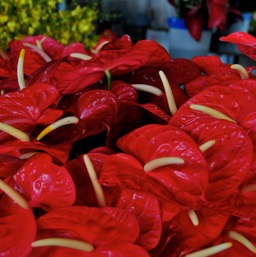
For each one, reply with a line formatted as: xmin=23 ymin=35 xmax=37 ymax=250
xmin=1 ymin=31 xmax=256 ymax=257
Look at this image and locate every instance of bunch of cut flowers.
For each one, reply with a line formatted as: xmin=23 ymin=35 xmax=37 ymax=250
xmin=0 ymin=28 xmax=256 ymax=257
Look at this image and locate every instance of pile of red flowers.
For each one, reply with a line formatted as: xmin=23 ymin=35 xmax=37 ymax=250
xmin=1 ymin=31 xmax=256 ymax=257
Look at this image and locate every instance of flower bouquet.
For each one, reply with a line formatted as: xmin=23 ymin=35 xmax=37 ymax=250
xmin=0 ymin=27 xmax=256 ymax=257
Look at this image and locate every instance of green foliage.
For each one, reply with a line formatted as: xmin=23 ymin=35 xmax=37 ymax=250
xmin=0 ymin=0 xmax=99 ymax=50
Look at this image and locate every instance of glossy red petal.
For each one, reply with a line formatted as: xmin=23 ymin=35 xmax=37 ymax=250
xmin=162 ymin=207 xmax=229 ymax=255
xmin=0 ymin=83 xmax=63 ymax=142
xmin=78 ymin=89 xmax=119 ymax=125
xmin=0 ymin=199 xmax=36 ymax=257
xmin=116 ymin=189 xmax=162 ymax=250
xmin=220 ymin=32 xmax=256 ymax=60
xmin=117 ymin=124 xmax=208 ymax=208
xmin=170 ymin=92 xmax=253 ymax=205
xmin=132 ymin=40 xmax=171 ymax=67
xmin=36 ymin=206 xmax=140 ymax=244
xmin=12 ymin=153 xmax=76 ymax=211
xmin=0 ymin=139 xmax=71 ymax=165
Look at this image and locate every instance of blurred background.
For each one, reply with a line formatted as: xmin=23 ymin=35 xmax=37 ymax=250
xmin=98 ymin=0 xmax=256 ymax=65
xmin=1 ymin=0 xmax=256 ymax=65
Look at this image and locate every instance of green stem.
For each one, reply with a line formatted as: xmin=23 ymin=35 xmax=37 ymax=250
xmin=105 ymin=70 xmax=111 ymax=91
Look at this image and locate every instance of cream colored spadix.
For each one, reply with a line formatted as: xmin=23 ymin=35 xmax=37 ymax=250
xmin=159 ymin=70 xmax=177 ymax=115
xmin=187 ymin=209 xmax=199 ymax=226
xmin=190 ymin=104 xmax=236 ymax=123
xmin=0 ymin=122 xmax=30 ymax=142
xmin=36 ymin=39 xmax=43 ymax=50
xmin=32 ymin=238 xmax=94 ymax=252
xmin=37 ymin=116 xmax=79 ymax=141
xmin=231 ymin=64 xmax=249 ymax=79
xmin=131 ymin=84 xmax=163 ymax=96
xmin=17 ymin=48 xmax=26 ymax=90
xmin=184 ymin=242 xmax=233 ymax=257
xmin=199 ymin=140 xmax=216 ymax=152
xmin=19 ymin=152 xmax=38 ymax=160
xmin=23 ymin=42 xmax=52 ymax=62
xmin=228 ymin=230 xmax=256 ymax=253
xmin=91 ymin=41 xmax=110 ymax=54
xmin=70 ymin=53 xmax=92 ymax=60
xmin=0 ymin=179 xmax=29 ymax=209
xmin=83 ymin=154 xmax=107 ymax=207
xmin=144 ymin=157 xmax=184 ymax=172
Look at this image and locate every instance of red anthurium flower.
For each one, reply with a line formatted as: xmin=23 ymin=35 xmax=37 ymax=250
xmin=111 ymin=80 xmax=138 ymax=102
xmin=61 ymin=42 xmax=89 ymax=58
xmin=27 ymin=39 xmax=171 ymax=95
xmin=0 ymin=153 xmax=25 ymax=178
xmin=225 ymin=160 xmax=256 ymax=218
xmin=37 ymin=89 xmax=119 ymax=145
xmin=0 ymin=139 xmax=72 ymax=173
xmin=78 ymin=89 xmax=119 ymax=127
xmin=160 ymin=207 xmax=229 ymax=256
xmin=9 ymin=153 xmax=76 ymax=211
xmin=0 ymin=204 xmax=36 ymax=257
xmin=99 ymin=152 xmax=181 ymax=220
xmin=220 ymin=32 xmax=256 ymax=61
xmin=116 ymin=189 xmax=162 ymax=251
xmin=186 ymin=56 xmax=241 ymax=96
xmin=0 ymin=178 xmax=36 ymax=257
xmin=66 ymin=152 xmax=162 ymax=250
xmin=28 ymin=206 xmax=149 ymax=257
xmin=169 ymin=88 xmax=253 ymax=206
xmin=0 ymin=82 xmax=62 ymax=143
xmin=100 ymin=34 xmax=133 ymax=51
xmin=117 ymin=124 xmax=208 ymax=208
xmin=9 ymin=35 xmax=65 ymax=75
xmin=65 ymin=153 xmax=111 ymax=207
xmin=212 ymin=216 xmax=256 ymax=256
xmin=127 ymin=61 xmax=192 ymax=110
xmin=101 ymin=124 xmax=208 ymax=217
xmin=182 ymin=85 xmax=256 ymax=129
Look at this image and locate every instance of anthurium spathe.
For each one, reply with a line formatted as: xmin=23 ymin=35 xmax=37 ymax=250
xmin=65 ymin=152 xmax=162 ymax=250
xmin=10 ymin=153 xmax=76 ymax=211
xmin=28 ymin=206 xmax=150 ymax=257
xmin=0 ymin=139 xmax=72 ymax=178
xmin=185 ymin=55 xmax=242 ymax=96
xmin=0 ymin=205 xmax=36 ymax=257
xmin=212 ymin=216 xmax=256 ymax=256
xmin=117 ymin=124 xmax=208 ymax=208
xmin=116 ymin=189 xmax=162 ymax=251
xmin=220 ymin=32 xmax=256 ymax=61
xmin=101 ymin=124 xmax=208 ymax=213
xmin=36 ymin=89 xmax=119 ymax=145
xmin=0 ymin=179 xmax=36 ymax=257
xmin=33 ymin=39 xmax=171 ymax=95
xmin=9 ymin=35 xmax=65 ymax=75
xmin=169 ymin=89 xmax=253 ymax=206
xmin=0 ymin=82 xmax=63 ymax=143
xmin=160 ymin=207 xmax=229 ymax=256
